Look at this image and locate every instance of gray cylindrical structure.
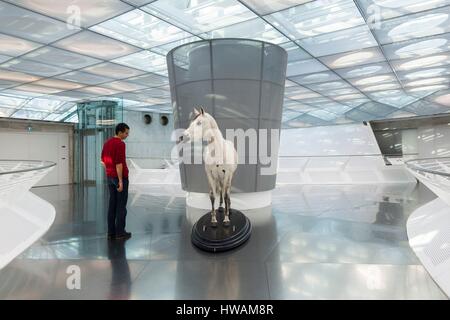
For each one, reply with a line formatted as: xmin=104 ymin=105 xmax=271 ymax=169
xmin=167 ymin=39 xmax=287 ymax=193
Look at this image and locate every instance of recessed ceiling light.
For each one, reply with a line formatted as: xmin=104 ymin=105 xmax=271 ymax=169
xmin=388 ymin=13 xmax=448 ymax=41
xmin=399 ymin=55 xmax=448 ymax=70
xmin=404 ymin=68 xmax=447 ymax=79
xmin=405 ymin=77 xmax=447 ymax=87
xmin=395 ymin=38 xmax=448 ymax=58
xmin=355 ymin=75 xmax=394 ymax=86
xmin=332 ymin=52 xmax=374 ymax=68
xmin=434 ymin=93 xmax=450 ymax=106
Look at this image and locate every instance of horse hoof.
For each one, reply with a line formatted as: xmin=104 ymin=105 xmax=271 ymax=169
xmin=211 ymin=221 xmax=218 ymax=228
xmin=223 ymin=220 xmax=230 ymax=227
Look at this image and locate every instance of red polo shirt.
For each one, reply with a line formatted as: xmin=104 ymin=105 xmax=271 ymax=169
xmin=101 ymin=137 xmax=128 ymax=178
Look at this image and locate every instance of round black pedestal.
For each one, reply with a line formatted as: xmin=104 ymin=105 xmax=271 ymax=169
xmin=191 ymin=208 xmax=251 ymax=253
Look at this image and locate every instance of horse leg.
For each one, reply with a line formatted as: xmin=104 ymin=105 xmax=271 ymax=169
xmin=223 ymin=189 xmax=230 ymax=226
xmin=209 ymin=189 xmax=218 ymax=227
xmin=219 ymin=190 xmax=223 ymax=209
xmin=223 ymin=175 xmax=232 ymax=226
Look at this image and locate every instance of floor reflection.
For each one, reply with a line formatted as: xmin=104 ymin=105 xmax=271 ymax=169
xmin=0 ymin=181 xmax=446 ymax=299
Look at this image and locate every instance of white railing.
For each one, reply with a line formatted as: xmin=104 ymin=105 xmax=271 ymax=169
xmin=0 ymin=160 xmax=56 ymax=269
xmin=406 ymin=157 xmax=450 ymax=207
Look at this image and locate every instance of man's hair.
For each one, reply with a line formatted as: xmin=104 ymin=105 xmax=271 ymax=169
xmin=115 ymin=123 xmax=130 ymax=134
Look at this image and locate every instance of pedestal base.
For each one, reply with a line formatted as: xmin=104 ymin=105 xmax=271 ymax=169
xmin=191 ymin=207 xmax=251 ymax=253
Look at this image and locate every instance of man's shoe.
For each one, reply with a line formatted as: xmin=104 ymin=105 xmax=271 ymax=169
xmin=115 ymin=232 xmax=132 ymax=240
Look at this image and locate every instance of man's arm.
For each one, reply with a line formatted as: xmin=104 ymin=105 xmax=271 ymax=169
xmin=116 ymin=163 xmax=123 ymax=192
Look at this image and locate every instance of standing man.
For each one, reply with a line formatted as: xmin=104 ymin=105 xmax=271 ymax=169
xmin=101 ymin=123 xmax=131 ymax=241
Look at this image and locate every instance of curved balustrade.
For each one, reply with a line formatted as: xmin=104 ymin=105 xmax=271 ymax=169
xmin=406 ymin=157 xmax=450 ymax=207
xmin=0 ymin=160 xmax=56 ymax=269
xmin=277 ymin=154 xmax=416 ymax=184
xmin=405 ymin=157 xmax=450 ymax=297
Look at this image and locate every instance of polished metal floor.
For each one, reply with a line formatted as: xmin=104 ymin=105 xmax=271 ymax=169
xmin=0 ymin=182 xmax=447 ymax=299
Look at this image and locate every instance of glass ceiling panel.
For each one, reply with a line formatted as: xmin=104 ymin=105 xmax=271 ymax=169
xmin=403 ymin=76 xmax=450 ymax=88
xmin=241 ymin=0 xmax=312 ymax=15
xmin=286 ymin=58 xmax=328 ymax=76
xmin=296 ymin=25 xmax=377 ymax=56
xmin=279 ymin=41 xmax=311 ymax=62
xmin=0 ymin=107 xmax=15 ymax=117
xmin=373 ymin=7 xmax=450 ymax=45
xmin=266 ymin=0 xmax=364 ymax=40
xmin=0 ymin=73 xmax=33 ymax=89
xmin=399 ymin=66 xmax=450 ymax=81
xmin=288 ymin=113 xmax=330 ymax=126
xmin=201 ymin=17 xmax=290 ymax=44
xmin=21 ymin=46 xmax=102 ymax=70
xmin=306 ymin=80 xmax=352 ymax=92
xmin=308 ymin=109 xmax=338 ymax=121
xmin=388 ymin=110 xmax=417 ymax=118
xmin=0 ymin=33 xmax=42 ymax=56
xmin=345 ymin=108 xmax=377 ymax=121
xmin=5 ymin=0 xmax=134 ymax=27
xmin=1 ymin=89 xmax=44 ymax=98
xmin=32 ymin=79 xmax=86 ymax=91
xmin=125 ymin=73 xmax=169 ymax=87
xmin=142 ymin=0 xmax=257 ymax=34
xmin=406 ymin=84 xmax=450 ymax=95
xmin=431 ymin=90 xmax=450 ymax=106
xmin=391 ymin=52 xmax=450 ymax=72
xmin=150 ymin=36 xmax=203 ymax=55
xmin=282 ymin=109 xmax=305 ymax=122
xmin=322 ymin=104 xmax=352 ymax=115
xmin=55 ymin=70 xmax=114 ymax=85
xmin=358 ymin=82 xmax=402 ymax=92
xmin=113 ymin=50 xmax=167 ymax=73
xmin=20 ymin=97 xmax=64 ymax=111
xmin=12 ymin=84 xmax=64 ymax=94
xmin=335 ymin=62 xmax=393 ymax=79
xmin=79 ymin=86 xmax=121 ymax=96
xmin=53 ymin=31 xmax=141 ymax=60
xmin=357 ymin=101 xmax=396 ymax=116
xmin=382 ymin=32 xmax=450 ymax=60
xmin=0 ymin=55 xmax=12 ymax=64
xmin=100 ymin=80 xmax=147 ymax=92
xmin=124 ymin=0 xmax=156 ymax=6
xmin=289 ymin=71 xmax=341 ymax=85
xmin=52 ymin=90 xmax=96 ymax=100
xmin=0 ymin=1 xmax=80 ymax=44
xmin=324 ymin=88 xmax=361 ymax=96
xmin=11 ymin=109 xmax=48 ymax=120
xmin=319 ymin=47 xmax=385 ymax=69
xmin=90 ymin=9 xmax=193 ymax=49
xmin=357 ymin=0 xmax=450 ymax=21
xmin=1 ymin=58 xmax=70 ymax=77
xmin=348 ymin=73 xmax=398 ymax=86
xmin=0 ymin=94 xmax=27 ymax=107
xmin=81 ymin=62 xmax=146 ymax=79
xmin=403 ymin=99 xmax=450 ymax=115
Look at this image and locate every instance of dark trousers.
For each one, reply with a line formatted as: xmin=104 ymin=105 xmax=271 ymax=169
xmin=107 ymin=177 xmax=129 ymax=236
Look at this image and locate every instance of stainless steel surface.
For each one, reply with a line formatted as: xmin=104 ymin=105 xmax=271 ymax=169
xmin=0 ymin=182 xmax=447 ymax=299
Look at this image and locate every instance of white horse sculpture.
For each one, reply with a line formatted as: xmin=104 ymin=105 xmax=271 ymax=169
xmin=179 ymin=107 xmax=238 ymax=227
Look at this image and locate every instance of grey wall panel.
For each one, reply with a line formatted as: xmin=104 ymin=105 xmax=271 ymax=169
xmin=167 ymin=39 xmax=287 ymax=193
xmin=173 ymin=41 xmax=211 ymax=84
xmin=212 ymin=40 xmax=262 ymax=80
xmin=261 ymin=82 xmax=284 ymax=121
xmin=213 ymin=80 xmax=261 ymax=119
xmin=263 ymin=44 xmax=288 ymax=86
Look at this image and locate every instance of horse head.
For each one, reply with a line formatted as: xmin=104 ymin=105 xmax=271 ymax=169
xmin=178 ymin=106 xmax=217 ymax=144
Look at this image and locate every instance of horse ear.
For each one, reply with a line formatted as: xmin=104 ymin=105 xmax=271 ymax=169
xmin=200 ymin=106 xmax=205 ymax=115
xmin=193 ymin=107 xmax=200 ymax=116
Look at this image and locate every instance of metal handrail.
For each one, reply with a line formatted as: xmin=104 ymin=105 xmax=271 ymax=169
xmin=0 ymin=160 xmax=56 ymax=176
xmin=405 ymin=157 xmax=450 ymax=178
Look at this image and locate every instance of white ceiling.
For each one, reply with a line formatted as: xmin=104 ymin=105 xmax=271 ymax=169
xmin=0 ymin=0 xmax=449 ymax=127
